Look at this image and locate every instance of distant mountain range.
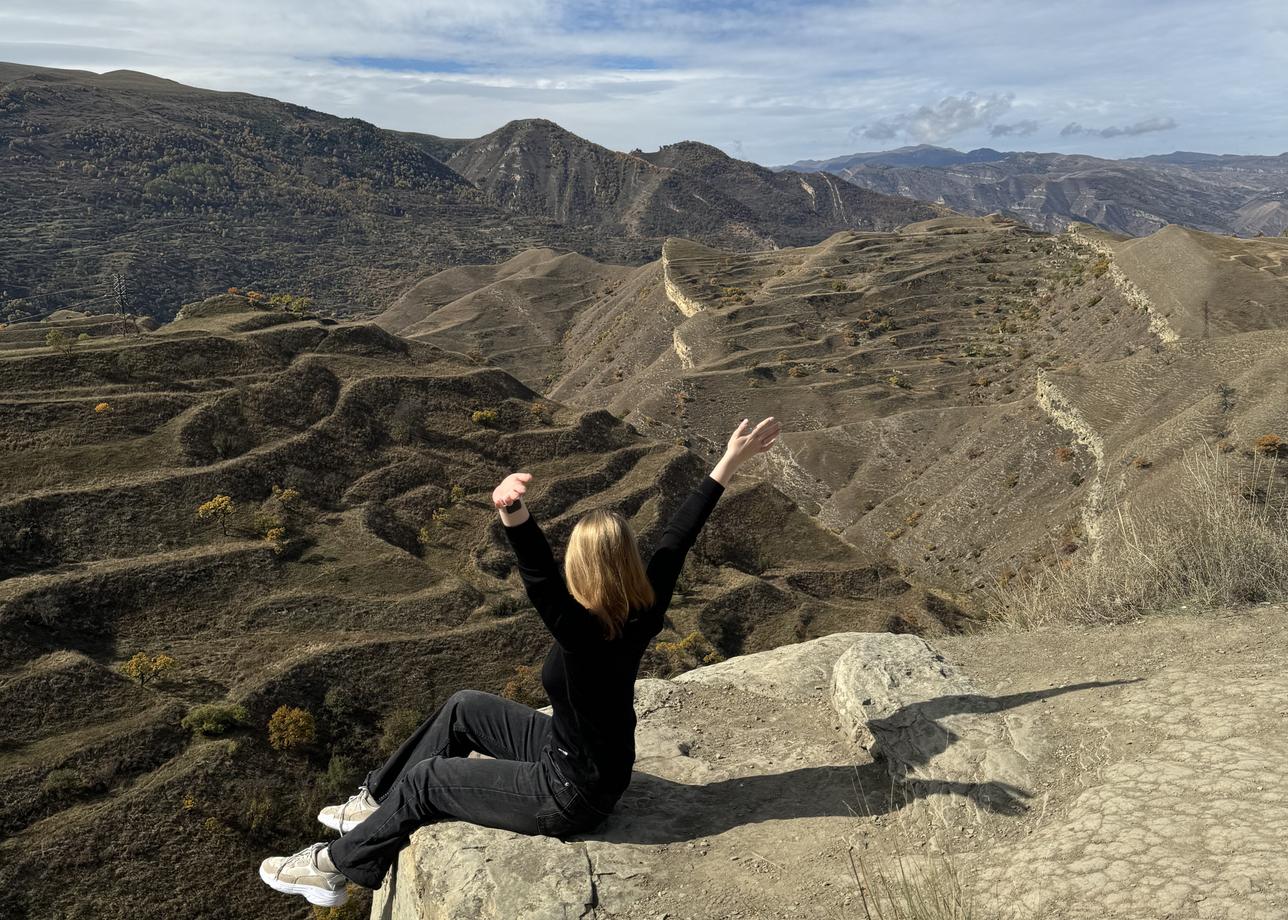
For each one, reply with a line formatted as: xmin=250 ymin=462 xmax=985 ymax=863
xmin=778 ymin=144 xmax=1288 ymax=237
xmin=0 ymin=62 xmax=938 ymax=321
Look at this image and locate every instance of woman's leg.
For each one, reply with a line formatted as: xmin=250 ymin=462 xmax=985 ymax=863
xmin=328 ymin=751 xmax=556 ymax=889
xmin=363 ymin=689 xmax=552 ymax=800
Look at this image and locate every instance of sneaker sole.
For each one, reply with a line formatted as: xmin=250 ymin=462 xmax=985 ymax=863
xmin=259 ymin=865 xmax=349 ymax=907
xmin=317 ymin=811 xmax=369 ymax=833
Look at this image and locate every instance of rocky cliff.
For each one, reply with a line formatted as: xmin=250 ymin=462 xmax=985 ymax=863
xmin=368 ymin=605 xmax=1288 ymax=919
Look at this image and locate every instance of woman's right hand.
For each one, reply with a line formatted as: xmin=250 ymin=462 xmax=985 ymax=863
xmin=492 ymin=472 xmax=532 ymax=509
xmin=724 ymin=417 xmax=781 ymax=467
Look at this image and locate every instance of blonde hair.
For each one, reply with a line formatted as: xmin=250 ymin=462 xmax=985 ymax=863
xmin=564 ymin=509 xmax=656 ymax=640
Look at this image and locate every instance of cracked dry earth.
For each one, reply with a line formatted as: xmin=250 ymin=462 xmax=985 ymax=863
xmin=372 ymin=605 xmax=1288 ymax=920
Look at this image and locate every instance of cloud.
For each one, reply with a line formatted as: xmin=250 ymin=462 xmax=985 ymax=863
xmin=855 ymin=92 xmax=1015 ymax=144
xmin=1060 ymin=117 xmax=1178 ymax=138
xmin=0 ymin=0 xmax=1277 ymax=164
xmin=989 ymin=119 xmax=1039 ymax=137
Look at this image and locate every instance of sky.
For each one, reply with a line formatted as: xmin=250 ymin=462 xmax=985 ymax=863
xmin=2 ymin=0 xmax=1285 ymax=166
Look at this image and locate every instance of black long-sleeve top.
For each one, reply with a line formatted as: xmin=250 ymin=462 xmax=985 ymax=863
xmin=502 ymin=474 xmax=725 ymax=809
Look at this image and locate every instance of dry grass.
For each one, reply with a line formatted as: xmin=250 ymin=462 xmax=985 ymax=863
xmin=992 ymin=443 xmax=1288 ymax=626
xmin=850 ymin=849 xmax=977 ymax=920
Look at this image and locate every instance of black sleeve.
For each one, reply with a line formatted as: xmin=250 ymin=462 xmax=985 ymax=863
xmin=646 ymin=475 xmax=725 ymax=615
xmin=502 ymin=514 xmax=599 ymax=648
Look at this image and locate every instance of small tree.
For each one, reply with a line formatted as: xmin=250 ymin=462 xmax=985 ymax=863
xmin=196 ymin=494 xmax=236 ymax=535
xmin=267 ymin=705 xmax=316 ymax=751
xmin=120 ymin=652 xmax=177 ymax=687
xmin=45 ymin=329 xmax=75 ymax=355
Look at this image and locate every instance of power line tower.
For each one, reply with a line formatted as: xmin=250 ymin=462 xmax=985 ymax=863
xmin=110 ymin=273 xmax=141 ymax=337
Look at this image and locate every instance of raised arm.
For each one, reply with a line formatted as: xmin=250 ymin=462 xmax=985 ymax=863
xmin=493 ymin=472 xmax=598 ymax=648
xmin=647 ymin=417 xmax=781 ymax=610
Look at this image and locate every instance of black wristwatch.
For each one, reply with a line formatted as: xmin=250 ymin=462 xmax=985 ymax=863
xmin=503 ymin=498 xmax=523 ymax=513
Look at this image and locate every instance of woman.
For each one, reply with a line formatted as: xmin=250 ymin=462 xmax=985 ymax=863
xmin=259 ymin=417 xmax=781 ymax=907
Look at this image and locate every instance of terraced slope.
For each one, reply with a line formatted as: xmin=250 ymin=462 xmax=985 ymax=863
xmin=382 ymin=217 xmax=1288 ymax=603
xmin=0 ymin=295 xmax=925 ymax=920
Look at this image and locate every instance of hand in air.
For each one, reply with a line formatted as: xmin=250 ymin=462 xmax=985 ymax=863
xmin=726 ymin=417 xmax=781 ymax=464
xmin=492 ymin=472 xmax=532 ymax=509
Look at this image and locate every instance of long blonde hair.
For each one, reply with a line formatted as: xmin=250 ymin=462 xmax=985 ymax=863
xmin=564 ymin=509 xmax=656 ymax=640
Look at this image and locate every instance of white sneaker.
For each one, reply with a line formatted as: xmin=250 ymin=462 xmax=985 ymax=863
xmin=258 ymin=842 xmax=349 ymax=907
xmin=318 ymin=785 xmax=380 ymax=833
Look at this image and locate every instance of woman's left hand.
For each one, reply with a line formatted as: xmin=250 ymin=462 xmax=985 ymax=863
xmin=492 ymin=472 xmax=532 ymax=508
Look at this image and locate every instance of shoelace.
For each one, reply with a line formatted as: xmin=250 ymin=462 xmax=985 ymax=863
xmin=276 ymin=843 xmax=324 ymax=880
xmin=340 ymin=785 xmax=373 ymax=822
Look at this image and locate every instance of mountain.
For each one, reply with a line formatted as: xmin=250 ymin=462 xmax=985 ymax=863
xmin=780 ymin=145 xmax=1288 ymax=237
xmin=783 ymin=144 xmax=1010 ymax=171
xmin=438 ymin=120 xmax=943 ymax=247
xmin=0 ymin=63 xmax=939 ymax=324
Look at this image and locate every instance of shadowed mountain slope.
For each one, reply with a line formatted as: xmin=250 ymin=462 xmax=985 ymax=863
xmin=437 ymin=120 xmax=944 ymax=248
xmin=381 ymin=218 xmax=1288 ymax=604
xmin=0 ymin=295 xmax=932 ymax=919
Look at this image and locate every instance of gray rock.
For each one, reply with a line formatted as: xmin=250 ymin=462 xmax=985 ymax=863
xmin=830 ymin=633 xmax=1031 ymax=804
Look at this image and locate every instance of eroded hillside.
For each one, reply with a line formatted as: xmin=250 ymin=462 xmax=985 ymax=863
xmin=0 ymin=297 xmax=928 ymax=919
xmin=380 ymin=217 xmax=1288 ymax=604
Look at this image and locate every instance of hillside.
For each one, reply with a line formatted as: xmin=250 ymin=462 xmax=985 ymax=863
xmin=380 ymin=218 xmax=1288 ymax=606
xmin=781 ymin=146 xmax=1288 ymax=237
xmin=0 ymin=295 xmax=946 ymax=919
xmin=0 ymin=63 xmax=938 ymax=324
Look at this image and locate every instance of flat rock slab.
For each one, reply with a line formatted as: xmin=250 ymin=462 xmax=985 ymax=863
xmin=370 ymin=611 xmax=1288 ymax=919
xmin=371 ymin=631 xmax=1032 ymax=919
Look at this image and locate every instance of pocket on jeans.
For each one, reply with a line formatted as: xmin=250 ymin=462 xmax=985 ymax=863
xmin=537 ymin=778 xmax=609 ymax=838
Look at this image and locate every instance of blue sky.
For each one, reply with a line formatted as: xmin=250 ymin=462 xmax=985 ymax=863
xmin=2 ymin=0 xmax=1285 ymax=165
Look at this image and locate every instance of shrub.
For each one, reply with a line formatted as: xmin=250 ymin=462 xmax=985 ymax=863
xmin=449 ymin=483 xmax=466 ymax=504
xmin=471 ymin=408 xmax=499 ymax=426
xmin=253 ymin=511 xmax=283 ymax=537
xmin=787 ymin=366 xmax=807 ymax=378
xmin=1089 ymin=256 xmax=1111 ymax=278
xmin=1254 ymin=434 xmax=1284 ymax=456
xmin=501 ymin=664 xmax=547 ymax=707
xmin=1055 ymin=446 xmax=1075 ymax=463
xmin=45 ymin=329 xmax=74 ymax=355
xmin=267 ymin=705 xmax=316 ymax=751
xmin=94 ymin=401 xmax=112 ymax=413
xmin=196 ymin=494 xmax=236 ymax=535
xmin=182 ymin=703 xmax=249 ymax=736
xmin=271 ymin=484 xmax=302 ymax=508
xmin=120 ymin=652 xmax=177 ymax=687
xmin=992 ymin=443 xmax=1288 ymax=626
xmin=41 ymin=768 xmax=86 ymax=797
xmin=645 ymin=631 xmax=724 ymax=678
xmin=377 ymin=708 xmax=422 ymax=756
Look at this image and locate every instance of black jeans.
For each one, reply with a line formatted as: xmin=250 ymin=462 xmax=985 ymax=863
xmin=327 ymin=689 xmax=614 ymax=890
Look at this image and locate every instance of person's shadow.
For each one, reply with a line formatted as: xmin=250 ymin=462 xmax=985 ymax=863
xmin=577 ymin=677 xmax=1140 ymax=845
